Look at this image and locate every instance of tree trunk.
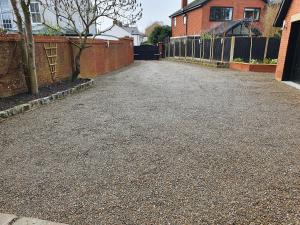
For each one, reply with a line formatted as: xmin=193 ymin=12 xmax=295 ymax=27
xmin=72 ymin=48 xmax=83 ymax=81
xmin=21 ymin=0 xmax=39 ymax=95
xmin=10 ymin=0 xmax=30 ymax=89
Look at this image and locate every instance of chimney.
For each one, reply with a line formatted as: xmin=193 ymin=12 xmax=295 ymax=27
xmin=181 ymin=0 xmax=188 ymax=8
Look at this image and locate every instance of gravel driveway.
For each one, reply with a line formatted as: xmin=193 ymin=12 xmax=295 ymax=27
xmin=1 ymin=61 xmax=300 ymax=224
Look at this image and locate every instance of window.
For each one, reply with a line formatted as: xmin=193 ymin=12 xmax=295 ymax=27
xmin=0 ymin=0 xmax=13 ymax=30
xmin=244 ymin=8 xmax=261 ymax=21
xmin=174 ymin=17 xmax=177 ymax=27
xmin=30 ymin=2 xmax=41 ymax=24
xmin=183 ymin=15 xmax=187 ymax=25
xmin=210 ymin=7 xmax=233 ymax=21
xmin=1 ymin=12 xmax=12 ymax=29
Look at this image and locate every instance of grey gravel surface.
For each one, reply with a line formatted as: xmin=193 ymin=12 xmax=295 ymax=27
xmin=1 ymin=61 xmax=300 ymax=225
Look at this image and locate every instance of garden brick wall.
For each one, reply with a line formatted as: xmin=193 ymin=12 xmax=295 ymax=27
xmin=0 ymin=35 xmax=133 ymax=97
xmin=275 ymin=0 xmax=300 ymax=81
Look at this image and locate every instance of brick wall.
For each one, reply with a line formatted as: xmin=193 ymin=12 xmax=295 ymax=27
xmin=0 ymin=35 xmax=134 ymax=97
xmin=275 ymin=0 xmax=300 ymax=81
xmin=172 ymin=0 xmax=267 ymax=37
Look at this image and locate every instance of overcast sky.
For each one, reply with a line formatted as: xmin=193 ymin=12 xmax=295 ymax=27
xmin=135 ymin=0 xmax=183 ymax=32
xmin=100 ymin=0 xmax=190 ymax=33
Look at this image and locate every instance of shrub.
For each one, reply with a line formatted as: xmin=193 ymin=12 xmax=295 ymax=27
xmin=233 ymin=58 xmax=244 ymax=63
xmin=39 ymin=26 xmax=62 ymax=36
xmin=0 ymin=28 xmax=7 ymax=35
xmin=250 ymin=59 xmax=260 ymax=64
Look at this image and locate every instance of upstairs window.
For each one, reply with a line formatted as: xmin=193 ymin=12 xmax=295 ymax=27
xmin=183 ymin=15 xmax=187 ymax=25
xmin=0 ymin=0 xmax=13 ymax=30
xmin=30 ymin=2 xmax=42 ymax=24
xmin=174 ymin=17 xmax=177 ymax=27
xmin=244 ymin=8 xmax=261 ymax=21
xmin=210 ymin=7 xmax=233 ymax=21
xmin=2 ymin=13 xmax=12 ymax=29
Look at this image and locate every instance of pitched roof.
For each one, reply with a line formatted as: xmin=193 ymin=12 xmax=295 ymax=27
xmin=122 ymin=26 xmax=144 ymax=36
xmin=170 ymin=0 xmax=209 ymax=17
xmin=207 ymin=20 xmax=262 ymax=36
xmin=170 ymin=0 xmax=269 ymax=18
xmin=273 ymin=0 xmax=292 ymax=27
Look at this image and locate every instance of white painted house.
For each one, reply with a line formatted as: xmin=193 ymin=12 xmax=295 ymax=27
xmin=0 ymin=0 xmax=96 ymax=34
xmin=100 ymin=23 xmax=145 ymax=46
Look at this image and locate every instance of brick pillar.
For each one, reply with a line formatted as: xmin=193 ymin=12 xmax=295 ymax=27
xmin=182 ymin=0 xmax=188 ymax=8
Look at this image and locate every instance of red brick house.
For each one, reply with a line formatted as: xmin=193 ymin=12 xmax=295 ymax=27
xmin=274 ymin=0 xmax=300 ymax=82
xmin=170 ymin=0 xmax=269 ymax=37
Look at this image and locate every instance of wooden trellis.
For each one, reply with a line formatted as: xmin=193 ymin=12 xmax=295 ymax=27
xmin=44 ymin=43 xmax=58 ymax=82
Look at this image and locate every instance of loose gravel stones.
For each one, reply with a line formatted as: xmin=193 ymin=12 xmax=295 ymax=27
xmin=0 ymin=61 xmax=300 ymax=224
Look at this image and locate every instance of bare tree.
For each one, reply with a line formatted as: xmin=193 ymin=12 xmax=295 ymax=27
xmin=10 ymin=0 xmax=39 ymax=94
xmin=40 ymin=0 xmax=143 ymax=81
xmin=263 ymin=3 xmax=281 ymax=37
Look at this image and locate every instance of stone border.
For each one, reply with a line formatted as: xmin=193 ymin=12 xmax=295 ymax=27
xmin=0 ymin=79 xmax=94 ymax=120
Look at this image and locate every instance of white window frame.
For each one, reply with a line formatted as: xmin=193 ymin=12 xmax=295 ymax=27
xmin=0 ymin=0 xmax=13 ymax=30
xmin=174 ymin=17 xmax=177 ymax=27
xmin=210 ymin=7 xmax=233 ymax=21
xmin=1 ymin=12 xmax=13 ymax=30
xmin=183 ymin=15 xmax=187 ymax=25
xmin=244 ymin=8 xmax=261 ymax=22
xmin=29 ymin=1 xmax=42 ymax=24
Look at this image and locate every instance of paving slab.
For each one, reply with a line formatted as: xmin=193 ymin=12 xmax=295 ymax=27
xmin=13 ymin=217 xmax=67 ymax=225
xmin=0 ymin=213 xmax=17 ymax=225
xmin=0 ymin=214 xmax=67 ymax=225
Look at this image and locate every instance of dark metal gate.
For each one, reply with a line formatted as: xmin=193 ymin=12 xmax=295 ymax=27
xmin=134 ymin=45 xmax=160 ymax=60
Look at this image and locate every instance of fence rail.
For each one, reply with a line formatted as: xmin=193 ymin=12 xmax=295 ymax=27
xmin=164 ymin=36 xmax=280 ymax=63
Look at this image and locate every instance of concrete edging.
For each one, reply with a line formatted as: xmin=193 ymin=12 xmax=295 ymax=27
xmin=0 ymin=79 xmax=94 ymax=120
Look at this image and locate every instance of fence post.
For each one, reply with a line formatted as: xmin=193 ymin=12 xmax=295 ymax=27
xmin=264 ymin=37 xmax=269 ymax=61
xmin=221 ymin=38 xmax=225 ymax=62
xmin=199 ymin=39 xmax=201 ymax=59
xmin=185 ymin=38 xmax=187 ymax=60
xmin=230 ymin=36 xmax=235 ymax=62
xmin=202 ymin=38 xmax=205 ymax=59
xmin=173 ymin=42 xmax=176 ymax=57
xmin=179 ymin=40 xmax=181 ymax=58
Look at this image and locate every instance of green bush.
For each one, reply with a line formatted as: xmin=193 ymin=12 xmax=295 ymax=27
xmin=201 ymin=33 xmax=212 ymax=40
xmin=250 ymin=59 xmax=260 ymax=64
xmin=234 ymin=58 xmax=278 ymax=64
xmin=233 ymin=58 xmax=244 ymax=63
xmin=39 ymin=26 xmax=62 ymax=36
xmin=148 ymin=25 xmax=171 ymax=44
xmin=0 ymin=28 xmax=7 ymax=34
